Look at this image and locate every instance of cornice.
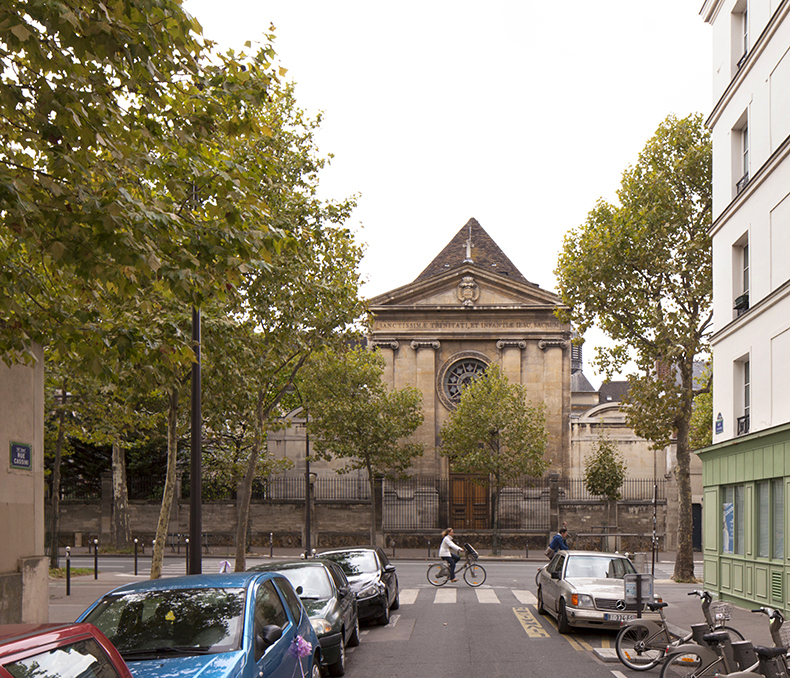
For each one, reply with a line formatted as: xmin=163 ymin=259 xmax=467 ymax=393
xmin=706 ymin=0 xmax=790 ymax=129
xmin=710 ymin=278 xmax=790 ymax=345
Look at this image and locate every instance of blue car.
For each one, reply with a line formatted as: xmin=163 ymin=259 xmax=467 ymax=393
xmin=76 ymin=572 xmax=321 ymax=678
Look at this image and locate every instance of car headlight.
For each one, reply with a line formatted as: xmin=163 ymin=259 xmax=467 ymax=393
xmin=310 ymin=618 xmax=333 ymax=635
xmin=357 ymin=583 xmax=383 ymax=598
xmin=570 ymin=593 xmax=595 ymax=608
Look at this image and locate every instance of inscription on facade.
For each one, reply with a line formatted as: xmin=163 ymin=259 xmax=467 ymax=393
xmin=376 ymin=320 xmax=560 ymax=330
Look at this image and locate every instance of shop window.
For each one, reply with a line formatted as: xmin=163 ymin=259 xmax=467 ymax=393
xmin=722 ymin=485 xmax=744 ymax=554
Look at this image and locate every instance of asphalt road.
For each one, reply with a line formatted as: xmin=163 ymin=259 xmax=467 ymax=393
xmin=51 ymin=556 xmax=776 ymax=678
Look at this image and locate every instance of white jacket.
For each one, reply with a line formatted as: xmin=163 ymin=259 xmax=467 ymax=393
xmin=439 ymin=535 xmax=463 ymax=558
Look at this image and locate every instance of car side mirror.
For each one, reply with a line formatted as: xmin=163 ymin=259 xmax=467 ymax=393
xmin=255 ymin=625 xmax=283 ymax=660
xmin=338 ymin=586 xmax=350 ymax=598
xmin=384 ymin=564 xmax=396 ymax=573
xmin=551 ymin=571 xmax=560 ymax=579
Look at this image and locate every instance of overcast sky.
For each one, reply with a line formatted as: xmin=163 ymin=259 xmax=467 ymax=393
xmin=183 ymin=0 xmax=712 ymax=386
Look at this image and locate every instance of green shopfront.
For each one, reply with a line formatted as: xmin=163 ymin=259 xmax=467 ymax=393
xmin=697 ymin=422 xmax=790 ymax=611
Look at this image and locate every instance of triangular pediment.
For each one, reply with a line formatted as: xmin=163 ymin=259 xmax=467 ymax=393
xmin=368 ymin=264 xmax=562 ymax=310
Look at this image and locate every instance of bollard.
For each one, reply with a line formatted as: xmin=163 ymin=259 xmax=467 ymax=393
xmin=93 ymin=539 xmax=99 ymax=580
xmin=133 ymin=539 xmax=138 ymax=576
xmin=391 ymin=540 xmax=396 ymax=558
xmin=269 ymin=533 xmax=273 ymax=558
xmin=525 ymin=541 xmax=529 ymax=559
xmin=65 ymin=546 xmax=71 ymax=596
xmin=427 ymin=538 xmax=431 ymax=557
xmin=185 ymin=539 xmax=190 ymax=575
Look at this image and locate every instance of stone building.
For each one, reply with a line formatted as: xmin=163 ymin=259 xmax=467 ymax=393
xmin=367 ymin=217 xmax=572 ymax=477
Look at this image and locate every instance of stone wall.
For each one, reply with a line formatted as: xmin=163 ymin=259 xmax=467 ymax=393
xmin=50 ymin=497 xmax=666 ymax=553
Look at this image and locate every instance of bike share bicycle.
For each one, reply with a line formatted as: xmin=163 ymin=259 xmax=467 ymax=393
xmin=427 ymin=543 xmax=487 ymax=587
xmin=659 ymin=606 xmax=786 ymax=678
xmin=616 ymin=590 xmax=744 ymax=671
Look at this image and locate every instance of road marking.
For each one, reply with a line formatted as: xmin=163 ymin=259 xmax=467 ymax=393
xmin=601 ymin=637 xmax=610 ymax=648
xmin=388 ymin=614 xmax=400 ymax=627
xmin=399 ymin=589 xmax=419 ymax=605
xmin=512 ymin=590 xmax=537 ymax=605
xmin=565 ymin=635 xmax=587 ymax=651
xmin=475 ymin=589 xmax=499 ymax=604
xmin=611 ymin=671 xmax=629 ymax=678
xmin=435 ymin=588 xmax=456 ymax=604
xmin=513 ymin=607 xmax=550 ymax=638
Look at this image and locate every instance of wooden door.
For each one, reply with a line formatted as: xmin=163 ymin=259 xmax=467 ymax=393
xmin=450 ymin=475 xmax=489 ymax=529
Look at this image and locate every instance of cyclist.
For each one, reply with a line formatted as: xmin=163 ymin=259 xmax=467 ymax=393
xmin=439 ymin=527 xmax=464 ymax=582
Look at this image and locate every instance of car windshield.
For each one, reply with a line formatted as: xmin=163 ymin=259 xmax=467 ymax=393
xmin=565 ymin=556 xmax=636 ymax=579
xmin=82 ymin=588 xmax=246 ymax=655
xmin=321 ymin=551 xmax=378 ymax=576
xmin=278 ymin=566 xmax=333 ymax=599
xmin=3 ymin=638 xmax=123 ymax=678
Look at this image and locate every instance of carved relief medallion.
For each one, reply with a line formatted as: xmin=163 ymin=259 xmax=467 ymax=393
xmin=456 ymin=276 xmax=479 ymax=306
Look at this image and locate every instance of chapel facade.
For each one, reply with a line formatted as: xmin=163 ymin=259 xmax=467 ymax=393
xmin=367 ymin=218 xmax=572 ymax=476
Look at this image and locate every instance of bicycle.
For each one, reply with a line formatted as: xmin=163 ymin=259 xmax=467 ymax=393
xmin=656 ymin=606 xmax=785 ymax=678
xmin=426 ymin=543 xmax=487 ymax=587
xmin=615 ymin=589 xmax=744 ymax=671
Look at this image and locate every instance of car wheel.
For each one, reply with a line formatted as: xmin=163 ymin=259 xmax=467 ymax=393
xmin=327 ymin=640 xmax=345 ymax=677
xmin=310 ymin=655 xmax=321 ymax=678
xmin=376 ymin=601 xmax=390 ymax=626
xmin=557 ymin=598 xmax=572 ymax=634
xmin=536 ymin=586 xmax=546 ymax=615
xmin=390 ymin=586 xmax=400 ymax=611
xmin=347 ymin=617 xmax=360 ymax=648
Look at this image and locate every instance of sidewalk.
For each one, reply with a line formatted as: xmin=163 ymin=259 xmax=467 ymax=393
xmin=49 ymin=548 xmax=776 ymax=649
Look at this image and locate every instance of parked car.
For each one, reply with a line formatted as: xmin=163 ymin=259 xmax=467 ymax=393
xmin=317 ymin=547 xmax=399 ymax=626
xmin=0 ymin=622 xmax=133 ymax=678
xmin=249 ymin=560 xmax=359 ymax=676
xmin=76 ymin=572 xmax=321 ymax=678
xmin=535 ymin=550 xmax=659 ymax=633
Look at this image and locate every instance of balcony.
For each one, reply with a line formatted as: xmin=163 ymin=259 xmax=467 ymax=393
xmin=737 ymin=414 xmax=750 ymax=436
xmin=734 ymin=293 xmax=750 ymax=317
xmin=736 ymin=172 xmax=750 ymax=195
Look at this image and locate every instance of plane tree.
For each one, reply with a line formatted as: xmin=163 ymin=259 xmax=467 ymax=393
xmin=439 ymin=364 xmax=548 ymax=555
xmin=555 ymin=113 xmax=712 ymax=582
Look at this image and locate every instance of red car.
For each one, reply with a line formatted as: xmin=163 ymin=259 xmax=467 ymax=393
xmin=0 ymin=622 xmax=133 ymax=678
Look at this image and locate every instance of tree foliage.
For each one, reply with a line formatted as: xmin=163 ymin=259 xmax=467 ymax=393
xmin=555 ymin=113 xmax=712 ymax=581
xmin=1 ymin=0 xmax=286 ymax=369
xmin=583 ymin=436 xmax=627 ymax=502
xmin=300 ymin=347 xmax=424 ymax=545
xmin=439 ymin=364 xmax=548 ymax=553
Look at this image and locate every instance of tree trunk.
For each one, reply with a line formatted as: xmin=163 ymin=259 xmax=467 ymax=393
xmin=235 ymin=390 xmax=265 ymax=572
xmin=673 ymin=417 xmax=695 ymax=581
xmin=491 ymin=483 xmax=501 ymax=556
xmin=151 ymin=387 xmax=179 ymax=580
xmin=367 ymin=465 xmax=376 ymax=547
xmin=111 ymin=440 xmax=131 ymax=549
xmin=673 ymin=361 xmax=696 ymax=582
xmin=48 ymin=392 xmax=66 ymax=569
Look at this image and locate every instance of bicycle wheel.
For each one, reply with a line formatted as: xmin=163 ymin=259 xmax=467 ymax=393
xmin=427 ymin=564 xmax=450 ymax=586
xmin=463 ymin=564 xmax=486 ymax=587
xmin=616 ymin=623 xmax=666 ymax=671
xmin=714 ymin=625 xmax=744 ymax=642
xmin=660 ymin=651 xmax=715 ymax=678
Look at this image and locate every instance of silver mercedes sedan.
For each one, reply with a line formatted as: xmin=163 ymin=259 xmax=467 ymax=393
xmin=535 ymin=550 xmax=659 ymax=633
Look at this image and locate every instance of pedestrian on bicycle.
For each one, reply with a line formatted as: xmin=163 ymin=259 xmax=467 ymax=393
xmin=439 ymin=527 xmax=464 ymax=582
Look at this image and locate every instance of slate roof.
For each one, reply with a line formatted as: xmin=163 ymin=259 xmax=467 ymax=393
xmin=414 ymin=218 xmax=533 ymax=286
xmin=599 ymin=381 xmax=630 ymax=404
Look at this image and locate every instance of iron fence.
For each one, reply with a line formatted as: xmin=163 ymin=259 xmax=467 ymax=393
xmin=560 ymin=477 xmax=667 ymax=501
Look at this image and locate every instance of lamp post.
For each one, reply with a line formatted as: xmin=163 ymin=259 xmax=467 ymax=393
xmin=286 ymin=384 xmax=312 ymax=559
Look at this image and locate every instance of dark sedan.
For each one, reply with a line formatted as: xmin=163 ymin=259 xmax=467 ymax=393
xmin=249 ymin=560 xmax=359 ymax=677
xmin=317 ymin=547 xmax=399 ymax=626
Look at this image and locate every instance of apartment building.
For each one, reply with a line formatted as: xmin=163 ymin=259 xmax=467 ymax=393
xmin=698 ymin=0 xmax=790 ymax=609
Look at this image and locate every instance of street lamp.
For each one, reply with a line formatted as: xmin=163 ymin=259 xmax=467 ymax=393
xmin=285 ymin=384 xmax=312 ymax=559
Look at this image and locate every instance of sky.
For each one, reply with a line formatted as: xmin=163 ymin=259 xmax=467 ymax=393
xmin=182 ymin=0 xmax=713 ymax=386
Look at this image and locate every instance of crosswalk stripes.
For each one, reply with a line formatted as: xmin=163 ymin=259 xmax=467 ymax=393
xmin=512 ymin=590 xmax=537 ymax=605
xmin=400 ymin=588 xmax=541 ymax=605
xmin=399 ymin=589 xmax=419 ymax=605
xmin=475 ymin=588 xmax=499 ymax=604
xmin=434 ymin=588 xmax=456 ymax=604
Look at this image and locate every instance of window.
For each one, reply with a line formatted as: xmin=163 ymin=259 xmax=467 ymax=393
xmin=733 ymin=109 xmax=749 ymax=195
xmin=756 ymin=480 xmax=784 ymax=559
xmin=734 ymin=236 xmax=750 ymax=316
xmin=734 ymin=355 xmax=750 ymax=435
xmin=732 ymin=1 xmax=749 ymax=71
xmin=772 ymin=479 xmax=784 ymax=559
xmin=722 ymin=485 xmax=744 ymax=554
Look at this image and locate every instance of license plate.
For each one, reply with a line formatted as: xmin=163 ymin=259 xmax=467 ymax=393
xmin=604 ymin=613 xmax=637 ymax=622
